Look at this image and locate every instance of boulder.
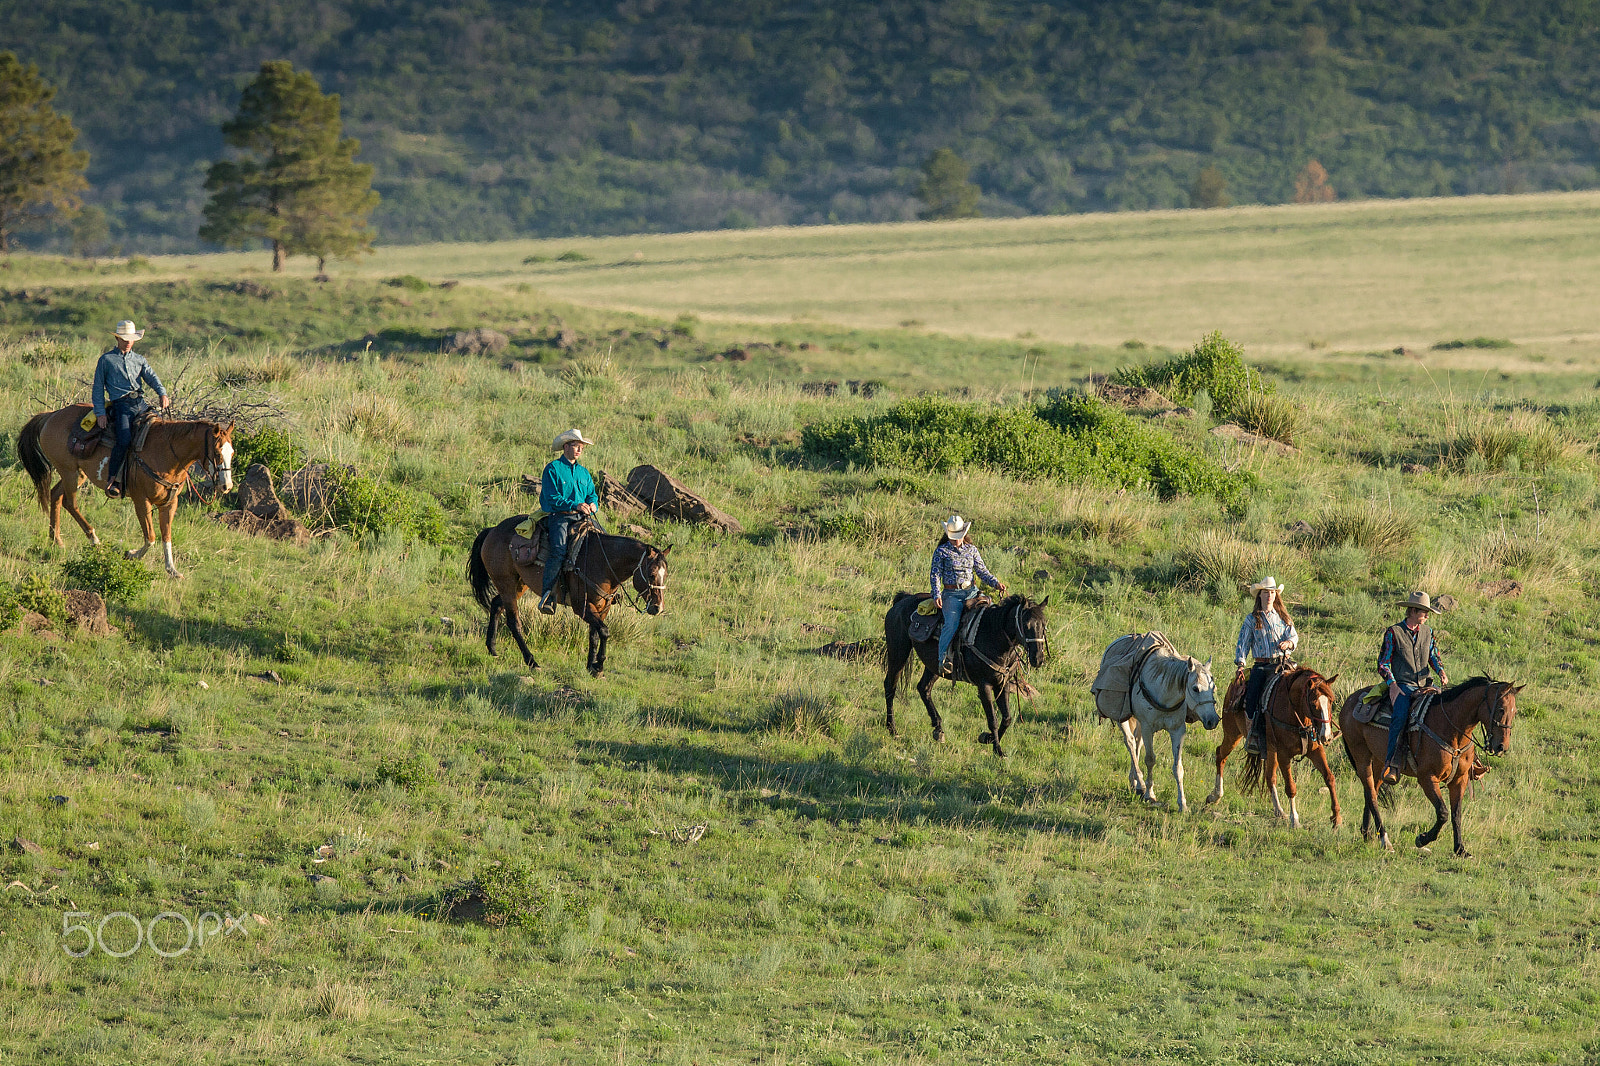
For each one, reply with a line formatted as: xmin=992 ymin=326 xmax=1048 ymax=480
xmin=446 ymin=328 xmax=509 ymax=355
xmin=237 ymin=464 xmax=293 ymax=521
xmin=16 ymin=611 xmax=52 ymax=635
xmin=63 ymin=590 xmax=112 ymax=636
xmin=1210 ymin=423 xmax=1300 ymax=456
xmin=1097 ymin=382 xmax=1170 ymax=408
xmin=595 ymin=470 xmax=647 ymax=517
xmin=212 ymin=509 xmax=313 ymax=547
xmin=626 ymin=465 xmax=742 ymax=534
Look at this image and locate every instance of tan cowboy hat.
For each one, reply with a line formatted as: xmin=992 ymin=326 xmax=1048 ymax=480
xmin=942 ymin=515 xmax=971 ymax=540
xmin=551 ymin=428 xmax=595 ymax=450
xmin=1396 ymin=590 xmax=1438 ymax=613
xmin=1246 ymin=576 xmax=1286 ymax=596
xmin=112 ymin=320 xmax=145 ymax=341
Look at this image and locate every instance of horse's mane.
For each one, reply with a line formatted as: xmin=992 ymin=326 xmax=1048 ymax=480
xmin=1440 ymin=675 xmax=1499 ymax=701
xmin=1149 ymin=653 xmax=1204 ymax=687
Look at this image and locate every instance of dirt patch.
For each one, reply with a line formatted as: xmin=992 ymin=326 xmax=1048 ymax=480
xmin=63 ymin=590 xmax=114 ymax=636
xmin=1210 ymin=423 xmax=1300 ymax=456
xmin=1478 ymin=579 xmax=1523 ymax=599
xmin=212 ymin=509 xmax=313 ymax=546
xmin=817 ymin=639 xmax=884 ymax=662
xmin=1096 ymin=382 xmax=1171 ymax=408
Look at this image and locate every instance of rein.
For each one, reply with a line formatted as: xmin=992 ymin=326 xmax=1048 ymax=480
xmin=578 ymin=531 xmax=663 ymax=614
xmin=1420 ymin=683 xmax=1501 ymax=764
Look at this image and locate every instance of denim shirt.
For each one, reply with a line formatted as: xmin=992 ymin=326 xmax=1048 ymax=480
xmin=92 ymin=348 xmax=166 ymax=419
xmin=1234 ymin=610 xmax=1298 ymax=666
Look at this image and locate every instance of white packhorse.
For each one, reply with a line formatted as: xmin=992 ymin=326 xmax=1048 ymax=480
xmin=1118 ymin=647 xmax=1220 ymax=812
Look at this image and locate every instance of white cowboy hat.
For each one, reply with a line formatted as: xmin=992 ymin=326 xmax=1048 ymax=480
xmin=1246 ymin=576 xmax=1286 ymax=596
xmin=552 ymin=428 xmax=595 ymax=450
xmin=112 ymin=320 xmax=145 ymax=341
xmin=1396 ymin=590 xmax=1438 ymax=613
xmin=942 ymin=515 xmax=971 ymax=540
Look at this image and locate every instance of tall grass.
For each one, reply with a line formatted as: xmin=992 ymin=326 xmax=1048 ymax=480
xmin=1229 ymin=391 xmax=1301 ymax=444
xmin=1446 ymin=408 xmax=1571 ymax=473
xmin=1297 ymin=503 xmax=1417 ymax=558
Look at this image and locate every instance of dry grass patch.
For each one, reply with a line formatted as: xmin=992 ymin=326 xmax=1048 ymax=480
xmin=1445 ymin=408 xmax=1575 ymax=473
xmin=1175 ymin=530 xmax=1300 ymax=595
xmin=1298 ymin=503 xmax=1417 ymax=558
xmin=1229 ymin=391 xmax=1301 ymax=445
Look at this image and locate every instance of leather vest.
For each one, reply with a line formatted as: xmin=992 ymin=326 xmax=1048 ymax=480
xmin=1387 ymin=621 xmax=1433 ymax=685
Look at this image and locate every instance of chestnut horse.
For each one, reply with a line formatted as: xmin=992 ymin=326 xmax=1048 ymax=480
xmin=467 ymin=515 xmax=670 ymax=677
xmin=1207 ymin=665 xmax=1342 ymax=828
xmin=17 ymin=405 xmax=234 ymax=578
xmin=1339 ymin=677 xmax=1521 ymax=856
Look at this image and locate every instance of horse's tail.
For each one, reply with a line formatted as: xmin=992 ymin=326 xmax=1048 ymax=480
xmin=467 ymin=527 xmax=496 ymax=614
xmin=17 ymin=412 xmax=53 ymax=513
xmin=1240 ymin=751 xmax=1265 ymax=791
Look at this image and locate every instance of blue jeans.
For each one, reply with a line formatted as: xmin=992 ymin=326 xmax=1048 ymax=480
xmin=936 ymin=587 xmax=975 ymax=666
xmin=541 ymin=512 xmax=579 ymax=594
xmin=106 ymin=396 xmax=145 ymax=482
xmin=1386 ymin=682 xmax=1422 ymax=765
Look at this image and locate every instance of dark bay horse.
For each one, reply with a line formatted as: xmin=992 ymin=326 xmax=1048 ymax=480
xmin=1340 ymin=677 xmax=1521 ymax=856
xmin=882 ymin=592 xmax=1049 ymax=758
xmin=18 ymin=405 xmax=234 ymax=578
xmin=1209 ymin=665 xmax=1342 ymax=828
xmin=468 ymin=516 xmax=670 ymax=677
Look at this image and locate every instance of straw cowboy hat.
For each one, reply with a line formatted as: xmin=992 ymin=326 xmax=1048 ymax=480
xmin=942 ymin=515 xmax=971 ymax=540
xmin=1245 ymin=576 xmax=1286 ymax=597
xmin=1395 ymin=590 xmax=1439 ymax=613
xmin=551 ymin=428 xmax=595 ymax=450
xmin=112 ymin=320 xmax=145 ymax=341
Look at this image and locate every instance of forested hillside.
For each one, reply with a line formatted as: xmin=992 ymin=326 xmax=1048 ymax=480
xmin=10 ymin=0 xmax=1600 ymax=251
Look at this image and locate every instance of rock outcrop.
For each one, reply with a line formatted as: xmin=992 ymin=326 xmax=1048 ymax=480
xmin=63 ymin=590 xmax=113 ymax=636
xmin=626 ymin=465 xmax=742 ymax=534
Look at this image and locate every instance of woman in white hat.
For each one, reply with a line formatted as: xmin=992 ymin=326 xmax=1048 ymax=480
xmin=1235 ymin=577 xmax=1298 ymax=754
xmin=537 ymin=428 xmax=599 ymax=613
xmin=93 ymin=320 xmax=170 ymax=498
xmin=931 ymin=515 xmax=1004 ymax=676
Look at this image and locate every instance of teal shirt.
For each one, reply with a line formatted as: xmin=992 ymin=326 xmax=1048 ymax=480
xmin=540 ymin=458 xmax=597 ymax=513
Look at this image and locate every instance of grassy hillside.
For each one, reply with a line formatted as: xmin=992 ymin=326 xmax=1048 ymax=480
xmin=1 ymin=239 xmax=1599 ymax=1063
xmin=11 ymin=0 xmax=1600 ymax=250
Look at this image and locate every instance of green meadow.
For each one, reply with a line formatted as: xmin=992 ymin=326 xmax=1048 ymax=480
xmin=1 ymin=197 xmax=1598 ymax=1064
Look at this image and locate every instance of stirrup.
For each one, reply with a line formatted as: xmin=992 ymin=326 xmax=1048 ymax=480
xmin=537 ymin=590 xmax=558 ymax=615
xmin=104 ymin=480 xmax=123 ymax=499
xmin=1380 ymin=764 xmax=1401 ymax=785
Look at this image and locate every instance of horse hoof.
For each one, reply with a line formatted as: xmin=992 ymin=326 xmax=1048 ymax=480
xmin=978 ymin=731 xmax=994 ymax=745
xmin=590 ymin=671 xmax=604 ymax=680
xmin=1380 ymin=833 xmax=1393 ymax=850
xmin=1203 ymin=791 xmax=1221 ymax=806
xmin=933 ymin=731 xmax=945 ymax=743
xmin=1455 ymin=848 xmax=1472 ymax=859
xmin=992 ymin=748 xmax=1007 ymax=759
xmin=1415 ymin=833 xmax=1430 ymax=849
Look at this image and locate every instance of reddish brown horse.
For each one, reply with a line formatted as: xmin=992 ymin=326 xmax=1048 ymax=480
xmin=17 ymin=405 xmax=234 ymax=578
xmin=467 ymin=516 xmax=670 ymax=677
xmin=1207 ymin=666 xmax=1342 ymax=828
xmin=1339 ymin=677 xmax=1520 ymax=856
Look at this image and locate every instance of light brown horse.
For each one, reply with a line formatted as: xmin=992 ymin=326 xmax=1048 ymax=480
xmin=467 ymin=515 xmax=670 ymax=677
xmin=1339 ymin=677 xmax=1520 ymax=856
xmin=1207 ymin=666 xmax=1342 ymax=828
xmin=17 ymin=404 xmax=234 ymax=578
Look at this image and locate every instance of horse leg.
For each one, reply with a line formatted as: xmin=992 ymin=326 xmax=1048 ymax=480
xmin=1119 ymin=719 xmax=1145 ymax=798
xmin=499 ymin=584 xmax=538 ymax=670
xmin=1267 ymin=752 xmax=1288 ymax=821
xmin=995 ymin=688 xmax=1013 ymax=744
xmin=975 ymin=684 xmax=1004 ymax=757
xmin=585 ymin=606 xmax=610 ymax=678
xmin=1207 ymin=712 xmax=1243 ymax=805
xmin=915 ymin=660 xmax=944 ymax=741
xmin=126 ymin=495 xmax=156 ymax=561
xmin=1416 ymin=773 xmax=1449 ymax=849
xmin=59 ymin=483 xmax=100 ymax=546
xmin=1282 ymin=753 xmax=1301 ymax=829
xmin=1168 ymin=723 xmax=1188 ymax=813
xmin=48 ymin=479 xmax=68 ymax=546
xmin=1448 ymin=774 xmax=1470 ymax=858
xmin=157 ymin=497 xmax=182 ymax=577
xmin=1309 ymin=745 xmax=1343 ymax=828
xmin=1142 ymin=720 xmax=1161 ymax=804
xmin=485 ymin=595 xmax=503 ymax=657
xmin=883 ymin=647 xmax=906 ymax=738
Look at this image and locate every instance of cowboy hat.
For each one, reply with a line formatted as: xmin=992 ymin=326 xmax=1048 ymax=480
xmin=1396 ymin=590 xmax=1438 ymax=613
xmin=112 ymin=320 xmax=145 ymax=341
xmin=942 ymin=515 xmax=971 ymax=540
xmin=1245 ymin=576 xmax=1286 ymax=596
xmin=552 ymin=428 xmax=595 ymax=450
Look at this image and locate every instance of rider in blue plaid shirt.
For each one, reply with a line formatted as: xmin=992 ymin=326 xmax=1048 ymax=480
xmin=931 ymin=516 xmax=1004 ymax=675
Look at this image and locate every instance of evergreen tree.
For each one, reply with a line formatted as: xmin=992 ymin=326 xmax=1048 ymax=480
xmin=201 ymin=61 xmax=377 ymax=271
xmin=1190 ymin=165 xmax=1230 ymax=209
xmin=0 ymin=52 xmax=88 ymax=253
xmin=916 ymin=148 xmax=982 ymax=220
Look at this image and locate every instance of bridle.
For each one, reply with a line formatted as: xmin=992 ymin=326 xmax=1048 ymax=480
xmin=1139 ymin=654 xmax=1216 ymax=719
xmin=1007 ymin=601 xmax=1049 ymax=666
xmin=1423 ymin=681 xmax=1514 ymax=762
xmin=582 ymin=532 xmax=667 ymax=614
xmin=186 ymin=424 xmax=233 ymax=504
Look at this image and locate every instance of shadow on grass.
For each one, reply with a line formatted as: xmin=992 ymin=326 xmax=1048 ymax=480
xmin=583 ymin=738 xmax=1106 ymax=839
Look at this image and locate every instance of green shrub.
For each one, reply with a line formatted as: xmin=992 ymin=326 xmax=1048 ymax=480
xmin=522 ymin=254 xmax=550 ymax=264
xmin=803 ymin=395 xmax=1249 ymax=508
xmin=1297 ymin=504 xmax=1417 ymax=559
xmin=232 ymin=426 xmax=301 ymax=477
xmin=61 ymin=545 xmax=156 ymax=603
xmin=375 ymin=753 xmax=435 ymax=792
xmin=1230 ymin=391 xmax=1300 ymax=444
xmin=555 ymin=250 xmax=590 ymax=262
xmin=13 ymin=572 xmax=67 ymax=628
xmin=1433 ymin=337 xmax=1513 ymax=350
xmin=438 ymin=859 xmax=547 ymax=928
xmin=21 ymin=340 xmax=77 ymax=368
xmin=766 ymin=687 xmax=846 ymax=739
xmin=1113 ymin=331 xmax=1270 ymax=418
xmin=387 ymin=275 xmax=430 ymax=292
xmin=0 ymin=585 xmax=20 ymax=631
xmin=326 ymin=468 xmax=450 ymax=545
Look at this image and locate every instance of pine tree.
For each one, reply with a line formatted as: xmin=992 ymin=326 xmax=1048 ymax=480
xmin=916 ymin=148 xmax=982 ymax=220
xmin=0 ymin=52 xmax=89 ymax=253
xmin=201 ymin=61 xmax=378 ymax=272
xmin=1190 ymin=165 xmax=1230 ymax=209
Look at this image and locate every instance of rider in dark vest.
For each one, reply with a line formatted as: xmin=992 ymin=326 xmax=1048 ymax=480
xmin=1234 ymin=576 xmax=1297 ymax=755
xmin=1379 ymin=591 xmax=1449 ymax=783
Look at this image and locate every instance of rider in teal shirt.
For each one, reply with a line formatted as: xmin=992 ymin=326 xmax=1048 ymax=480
xmin=538 ymin=429 xmax=599 ymax=613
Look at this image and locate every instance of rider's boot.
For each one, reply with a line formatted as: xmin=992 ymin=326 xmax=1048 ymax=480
xmin=104 ymin=479 xmax=123 ymax=499
xmin=1244 ymin=712 xmax=1264 ymax=756
xmin=537 ymin=589 xmax=558 ymax=615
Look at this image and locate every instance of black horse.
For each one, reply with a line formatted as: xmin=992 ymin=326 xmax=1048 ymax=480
xmin=882 ymin=592 xmax=1050 ymax=757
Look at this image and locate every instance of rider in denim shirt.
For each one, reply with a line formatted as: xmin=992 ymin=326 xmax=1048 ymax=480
xmin=931 ymin=515 xmax=1004 ymax=676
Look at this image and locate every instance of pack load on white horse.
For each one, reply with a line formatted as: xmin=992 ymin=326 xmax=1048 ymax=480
xmin=1094 ymin=631 xmax=1220 ymax=812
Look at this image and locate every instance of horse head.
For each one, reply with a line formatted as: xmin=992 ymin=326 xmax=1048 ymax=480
xmin=1482 ymin=680 xmax=1522 ymax=756
xmin=1307 ymin=671 xmax=1339 ymax=743
xmin=1010 ymin=594 xmax=1050 ymax=669
xmin=1187 ymin=656 xmax=1220 ymax=730
xmin=210 ymin=422 xmax=236 ymax=494
xmin=634 ymin=544 xmax=671 ymax=615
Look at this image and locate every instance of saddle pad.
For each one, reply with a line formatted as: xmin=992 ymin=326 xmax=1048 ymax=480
xmin=1255 ymin=670 xmax=1286 ymax=719
xmin=1365 ymin=689 xmax=1438 ymax=732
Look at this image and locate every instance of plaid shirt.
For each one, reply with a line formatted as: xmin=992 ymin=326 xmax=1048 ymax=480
xmin=1377 ymin=621 xmax=1446 ymax=684
xmin=930 ymin=541 xmax=997 ymax=598
xmin=1234 ymin=610 xmax=1298 ymax=665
